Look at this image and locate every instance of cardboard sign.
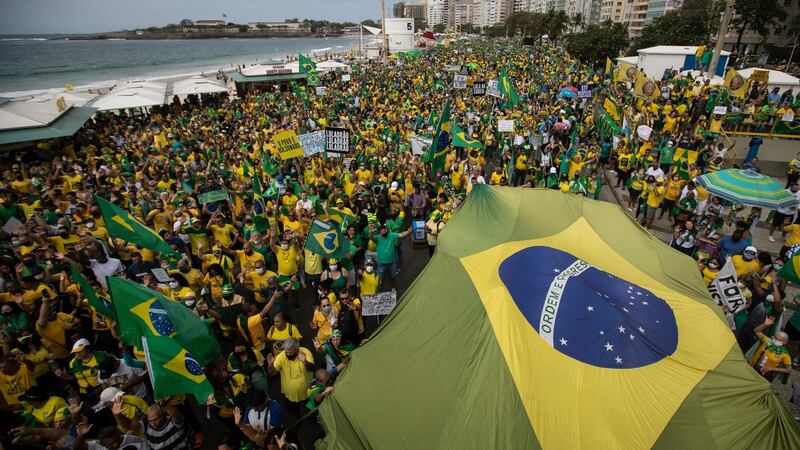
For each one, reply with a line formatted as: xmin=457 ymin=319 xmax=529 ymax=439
xmin=782 ymin=113 xmax=795 ymax=122
xmin=150 ymin=268 xmax=172 ymax=284
xmin=749 ymin=69 xmax=769 ymax=84
xmin=362 ymin=290 xmax=398 ymax=316
xmin=712 ymin=106 xmax=728 ymax=115
xmin=273 ymin=130 xmax=304 ymax=160
xmin=472 ymin=81 xmax=487 ymax=96
xmin=197 ymin=190 xmax=229 ymax=205
xmin=2 ymin=217 xmax=22 ymax=234
xmin=487 ymin=79 xmax=502 ymax=98
xmin=341 ymin=74 xmax=351 ymax=81
xmin=577 ymin=83 xmax=593 ymax=99
xmin=498 ymin=120 xmax=515 ymax=132
xmin=454 ymin=74 xmax=467 ymax=89
xmin=315 ymin=86 xmax=327 ymax=96
xmin=707 ymin=258 xmax=746 ymax=315
xmin=298 ymin=131 xmax=326 ymax=155
xmin=325 ymin=127 xmax=350 ymax=155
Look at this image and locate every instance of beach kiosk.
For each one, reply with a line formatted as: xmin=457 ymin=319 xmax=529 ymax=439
xmin=636 ymin=46 xmax=730 ymax=79
xmin=232 ymin=60 xmax=307 ymax=97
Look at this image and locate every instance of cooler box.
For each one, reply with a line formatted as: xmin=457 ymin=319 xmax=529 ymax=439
xmin=412 ymin=220 xmax=427 ymax=246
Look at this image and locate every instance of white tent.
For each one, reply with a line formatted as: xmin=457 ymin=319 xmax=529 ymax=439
xmin=738 ymin=68 xmax=800 ymax=94
xmin=616 ymin=56 xmax=638 ymax=65
xmin=240 ymin=63 xmax=297 ymax=77
xmin=170 ymin=76 xmax=228 ymax=96
xmin=91 ymin=81 xmax=167 ymax=111
xmin=317 ymin=60 xmax=350 ymax=72
xmin=0 ymin=98 xmax=67 ymax=130
xmin=28 ymin=91 xmax=99 ymax=107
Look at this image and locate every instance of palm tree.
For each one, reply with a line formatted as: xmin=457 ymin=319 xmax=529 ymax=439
xmin=571 ymin=13 xmax=584 ymax=33
xmin=545 ymin=9 xmax=569 ymax=44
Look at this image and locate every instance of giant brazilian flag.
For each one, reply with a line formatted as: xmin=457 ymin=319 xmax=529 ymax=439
xmin=318 ymin=186 xmax=800 ymax=449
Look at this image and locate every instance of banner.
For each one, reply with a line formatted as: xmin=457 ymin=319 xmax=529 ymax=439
xmin=410 ymin=135 xmax=432 ymax=156
xmin=273 ymin=130 xmax=304 ymax=160
xmin=298 ymin=131 xmax=326 ymax=155
xmin=197 ymin=190 xmax=229 ymax=205
xmin=707 ymin=258 xmax=746 ymax=315
xmin=749 ymin=69 xmax=769 ymax=85
xmin=498 ymin=120 xmax=514 ymax=132
xmin=341 ymin=74 xmax=351 ymax=82
xmin=325 ymin=127 xmax=350 ymax=155
xmin=454 ymin=75 xmax=467 ymax=89
xmin=487 ymin=79 xmax=502 ymax=98
xmin=472 ymin=81 xmax=487 ymax=96
xmin=577 ymin=83 xmax=593 ymax=99
xmin=362 ymin=290 xmax=398 ymax=316
xmin=315 ymin=86 xmax=327 ymax=96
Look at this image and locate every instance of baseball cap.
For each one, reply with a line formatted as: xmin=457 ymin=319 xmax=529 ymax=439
xmin=744 ymin=246 xmax=757 ymax=254
xmin=71 ymin=338 xmax=91 ymax=353
xmin=390 ymin=181 xmax=398 ymax=191
xmin=99 ymin=387 xmax=124 ymax=405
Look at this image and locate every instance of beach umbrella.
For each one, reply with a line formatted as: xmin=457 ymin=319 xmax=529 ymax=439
xmin=318 ymin=186 xmax=800 ymax=449
xmin=558 ymin=87 xmax=577 ymax=98
xmin=696 ymin=169 xmax=800 ymax=209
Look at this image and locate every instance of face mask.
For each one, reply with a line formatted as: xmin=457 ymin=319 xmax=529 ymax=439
xmin=329 ymin=264 xmax=338 ymax=271
xmin=281 ymin=243 xmax=289 ymax=250
xmin=743 ymin=254 xmax=754 ymax=261
xmin=253 ymin=238 xmax=261 ymax=244
xmin=179 ymin=266 xmax=190 ymax=273
xmin=184 ymin=300 xmax=196 ymax=307
xmin=708 ymin=263 xmax=719 ymax=269
xmin=169 ymin=281 xmax=179 ymax=289
xmin=365 ymin=266 xmax=374 ymax=273
xmin=86 ymin=223 xmax=95 ymax=229
xmin=321 ymin=305 xmax=332 ymax=314
xmin=774 ymin=263 xmax=783 ymax=271
xmin=770 ymin=339 xmax=784 ymax=348
xmin=256 ymin=267 xmax=265 ymax=275
xmin=286 ymin=352 xmax=298 ymax=360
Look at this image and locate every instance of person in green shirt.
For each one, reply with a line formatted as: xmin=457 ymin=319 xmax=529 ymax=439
xmin=370 ymin=225 xmax=412 ymax=290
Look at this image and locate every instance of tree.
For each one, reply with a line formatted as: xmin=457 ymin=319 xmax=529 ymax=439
xmin=566 ymin=20 xmax=629 ymax=67
xmin=545 ymin=9 xmax=569 ymax=44
xmin=731 ymin=0 xmax=787 ymax=51
xmin=433 ymin=23 xmax=446 ymax=33
xmin=629 ymin=0 xmax=716 ymax=54
xmin=179 ymin=19 xmax=194 ymax=26
xmin=285 ymin=18 xmax=300 ymax=23
xmin=484 ymin=24 xmax=506 ymax=38
xmin=571 ymin=13 xmax=584 ymax=33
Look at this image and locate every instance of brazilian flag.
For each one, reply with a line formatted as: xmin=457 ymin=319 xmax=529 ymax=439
xmin=299 ymin=54 xmax=317 ymax=73
xmin=70 ymin=265 xmax=115 ymax=320
xmin=94 ymin=195 xmax=180 ymax=258
xmin=423 ymin=100 xmax=451 ymax=173
xmin=499 ymin=68 xmax=519 ymax=108
xmin=451 ymin=124 xmax=482 ymax=148
xmin=778 ymin=245 xmax=800 ymax=284
xmin=108 ymin=277 xmax=220 ymax=365
xmin=318 ymin=186 xmax=800 ymax=449
xmin=142 ymin=335 xmax=213 ymax=402
xmin=304 ymin=219 xmax=349 ymax=260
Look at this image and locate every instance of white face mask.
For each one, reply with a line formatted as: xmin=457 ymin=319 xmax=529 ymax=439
xmin=708 ymin=263 xmax=719 ymax=269
xmin=256 ymin=267 xmax=265 ymax=275
xmin=86 ymin=223 xmax=95 ymax=229
xmin=253 ymin=238 xmax=261 ymax=244
xmin=329 ymin=264 xmax=338 ymax=271
xmin=169 ymin=281 xmax=179 ymax=289
xmin=365 ymin=266 xmax=374 ymax=273
xmin=281 ymin=243 xmax=289 ymax=250
xmin=184 ymin=300 xmax=196 ymax=307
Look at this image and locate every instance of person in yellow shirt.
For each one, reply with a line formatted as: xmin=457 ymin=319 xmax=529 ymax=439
xmin=751 ymin=317 xmax=792 ymax=382
xmin=221 ymin=241 xmax=265 ymax=276
xmin=732 ymin=246 xmax=761 ymax=279
xmin=265 ymin=312 xmax=303 ymax=356
xmin=358 ymin=260 xmax=380 ymax=296
xmin=35 ymin=299 xmax=76 ymax=360
xmin=643 ymin=177 xmax=665 ymax=229
xmin=266 ymin=338 xmax=315 ymax=415
xmin=0 ymin=356 xmax=36 ymax=406
xmin=489 ymin=167 xmax=505 ymax=185
xmin=20 ymin=386 xmax=67 ymax=428
xmin=206 ymin=211 xmax=240 ymax=248
xmin=661 ymin=173 xmax=685 ymax=219
xmin=270 ymin=231 xmax=302 ymax=299
xmin=244 ymin=260 xmax=278 ymax=303
xmin=99 ymin=387 xmax=148 ymax=433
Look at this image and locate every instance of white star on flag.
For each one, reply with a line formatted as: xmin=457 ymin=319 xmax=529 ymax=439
xmin=618 ymin=326 xmax=626 ymax=333
xmin=587 ymin=306 xmax=594 ymax=311
xmin=600 ymin=330 xmax=605 ymax=335
xmin=629 ymin=334 xmax=635 ymax=340
xmin=638 ymin=326 xmax=645 ymax=333
xmin=604 ymin=342 xmax=614 ymax=351
xmin=623 ymin=307 xmax=629 ymax=312
xmin=553 ymin=268 xmax=561 ymax=273
xmin=642 ymin=301 xmax=648 ymax=305
xmin=615 ymin=356 xmax=623 ymax=364
xmin=560 ymin=338 xmax=568 ymax=346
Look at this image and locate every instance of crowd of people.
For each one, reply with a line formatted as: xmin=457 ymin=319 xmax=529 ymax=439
xmin=0 ymin=37 xmax=798 ymax=450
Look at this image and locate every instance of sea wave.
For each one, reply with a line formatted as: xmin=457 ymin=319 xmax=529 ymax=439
xmin=0 ymin=38 xmax=47 ymax=41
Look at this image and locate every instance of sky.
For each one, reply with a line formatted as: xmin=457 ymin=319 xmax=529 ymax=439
xmin=0 ymin=0 xmax=387 ymax=34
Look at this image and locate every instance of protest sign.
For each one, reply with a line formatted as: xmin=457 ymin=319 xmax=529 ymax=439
xmin=273 ymin=130 xmax=304 ymax=160
xmin=487 ymin=79 xmax=501 ymax=98
xmin=577 ymin=83 xmax=593 ymax=99
xmin=325 ymin=127 xmax=350 ymax=155
xmin=707 ymin=258 xmax=746 ymax=315
xmin=197 ymin=190 xmax=229 ymax=205
xmin=713 ymin=106 xmax=728 ymax=115
xmin=782 ymin=113 xmax=795 ymax=122
xmin=454 ymin=75 xmax=467 ymax=89
xmin=362 ymin=290 xmax=398 ymax=316
xmin=472 ymin=81 xmax=487 ymax=96
xmin=150 ymin=268 xmax=172 ymax=284
xmin=498 ymin=120 xmax=515 ymax=132
xmin=750 ymin=70 xmax=769 ymax=84
xmin=341 ymin=74 xmax=351 ymax=81
xmin=315 ymin=86 xmax=327 ymax=96
xmin=298 ymin=131 xmax=326 ymax=155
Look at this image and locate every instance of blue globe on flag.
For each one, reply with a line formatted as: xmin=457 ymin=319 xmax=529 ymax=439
xmin=184 ymin=353 xmax=203 ymax=376
xmin=499 ymin=246 xmax=678 ymax=369
xmin=148 ymin=300 xmax=176 ymax=336
xmin=323 ymin=231 xmax=337 ymax=251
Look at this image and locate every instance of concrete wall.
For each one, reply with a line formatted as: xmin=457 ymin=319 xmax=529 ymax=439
xmin=732 ymin=137 xmax=799 ymax=177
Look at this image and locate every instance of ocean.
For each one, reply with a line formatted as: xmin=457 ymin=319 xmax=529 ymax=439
xmin=0 ymin=36 xmax=364 ymax=97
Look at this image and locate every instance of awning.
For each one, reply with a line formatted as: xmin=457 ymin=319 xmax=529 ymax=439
xmin=169 ymin=76 xmax=228 ymax=96
xmin=91 ymin=81 xmax=168 ymax=111
xmin=0 ymin=106 xmax=96 ymax=146
xmin=231 ymin=72 xmax=307 ymax=83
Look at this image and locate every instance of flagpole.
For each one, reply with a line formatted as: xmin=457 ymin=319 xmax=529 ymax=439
xmin=359 ymin=23 xmax=363 ymax=59
xmin=381 ymin=0 xmax=388 ymax=62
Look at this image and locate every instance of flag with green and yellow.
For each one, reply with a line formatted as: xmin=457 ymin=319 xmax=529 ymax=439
xmin=94 ymin=195 xmax=180 ymax=258
xmin=143 ymin=335 xmax=213 ymax=401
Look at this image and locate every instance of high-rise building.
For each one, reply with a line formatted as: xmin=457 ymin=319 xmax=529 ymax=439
xmin=721 ymin=1 xmax=800 ymax=57
xmin=394 ymin=2 xmax=407 ymax=18
xmin=428 ymin=0 xmax=451 ymax=26
xmin=599 ymin=0 xmax=681 ymax=36
xmin=644 ymin=0 xmax=682 ymax=25
xmin=403 ymin=1 xmax=429 ymax=28
xmin=481 ymin=0 xmax=514 ymax=27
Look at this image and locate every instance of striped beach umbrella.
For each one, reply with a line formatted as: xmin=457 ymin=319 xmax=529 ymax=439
xmin=695 ymin=168 xmax=799 ymax=209
xmin=317 ymin=186 xmax=800 ymax=449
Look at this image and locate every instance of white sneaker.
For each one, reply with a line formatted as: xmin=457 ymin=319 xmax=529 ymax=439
xmin=769 ymin=236 xmax=776 ymax=242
